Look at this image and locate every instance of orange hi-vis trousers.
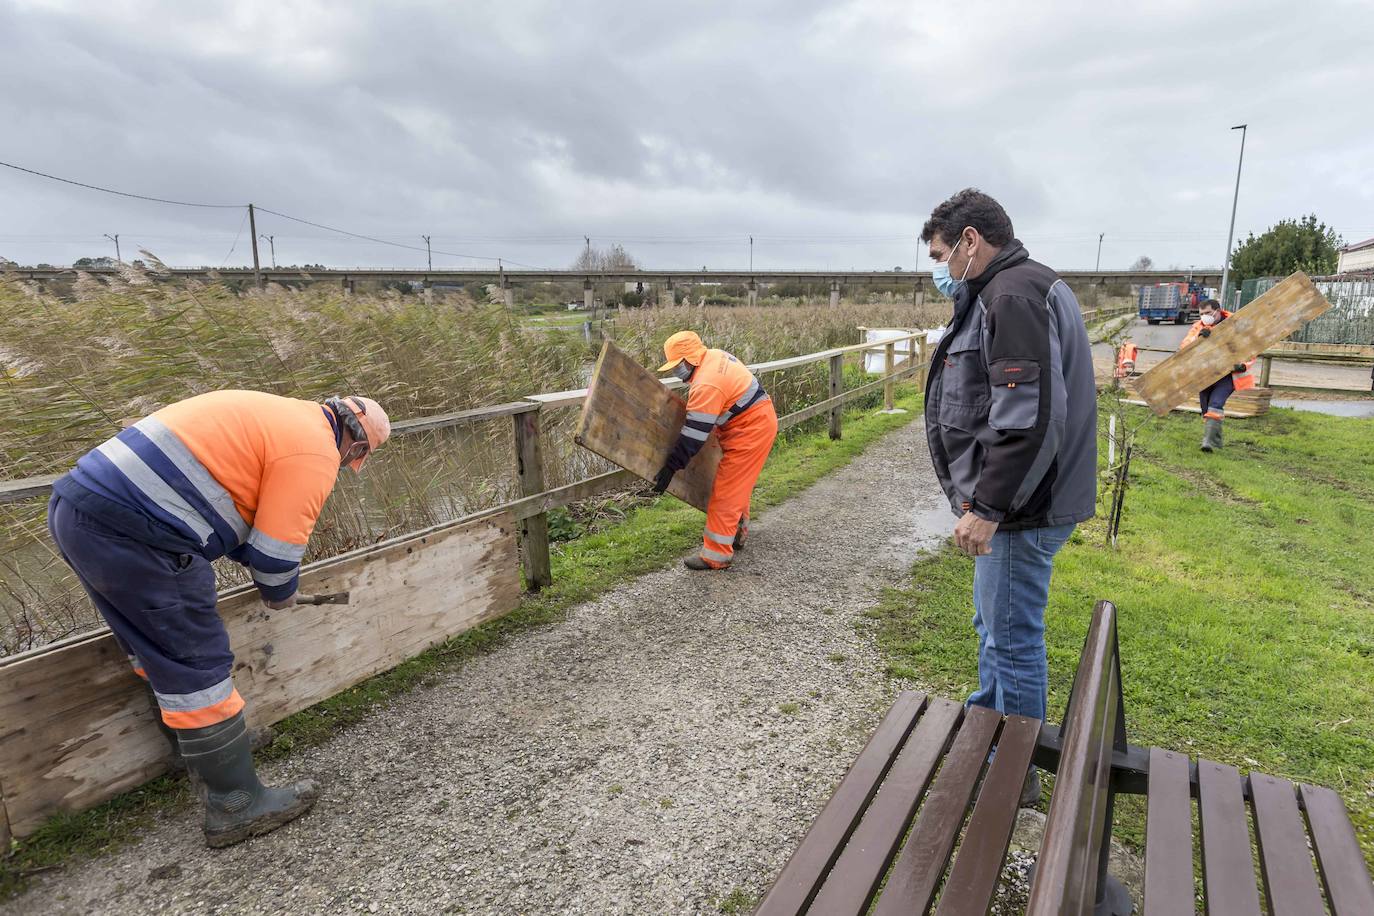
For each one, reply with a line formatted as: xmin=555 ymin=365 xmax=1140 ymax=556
xmin=699 ymin=399 xmax=779 ymax=568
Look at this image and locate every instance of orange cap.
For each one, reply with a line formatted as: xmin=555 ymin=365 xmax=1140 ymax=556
xmin=334 ymin=396 xmax=391 ymax=472
xmin=657 ymin=330 xmax=708 ymax=372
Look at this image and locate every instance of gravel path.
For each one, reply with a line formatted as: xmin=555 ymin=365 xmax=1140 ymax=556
xmin=13 ymin=419 xmax=952 ymax=916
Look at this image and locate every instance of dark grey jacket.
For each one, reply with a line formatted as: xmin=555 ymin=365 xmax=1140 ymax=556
xmin=925 ymin=241 xmax=1097 ymax=530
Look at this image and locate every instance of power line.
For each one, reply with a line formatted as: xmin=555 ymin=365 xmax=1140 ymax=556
xmin=0 ymin=159 xmax=244 ymax=209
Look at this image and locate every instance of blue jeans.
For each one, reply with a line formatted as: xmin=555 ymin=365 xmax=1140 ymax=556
xmin=968 ymin=523 xmax=1075 ymax=722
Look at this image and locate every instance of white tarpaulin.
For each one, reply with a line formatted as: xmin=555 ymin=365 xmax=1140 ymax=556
xmin=863 ymin=328 xmax=916 ymax=374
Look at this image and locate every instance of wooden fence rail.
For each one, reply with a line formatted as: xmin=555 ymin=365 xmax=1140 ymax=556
xmin=0 ymin=332 xmax=931 ymax=844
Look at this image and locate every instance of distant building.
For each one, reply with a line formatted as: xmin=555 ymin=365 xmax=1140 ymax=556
xmin=1337 ymin=236 xmax=1374 ymax=274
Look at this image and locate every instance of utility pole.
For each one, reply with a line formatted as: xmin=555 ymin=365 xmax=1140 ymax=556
xmin=1095 ymin=233 xmax=1104 ymax=271
xmin=422 ymin=235 xmax=432 ymax=272
xmin=103 ymin=233 xmax=121 ymax=263
xmin=247 ymin=204 xmax=263 ymax=288
xmin=260 ymin=235 xmax=276 ymax=269
xmin=749 ymin=235 xmax=754 ymax=272
xmin=1220 ymin=124 xmax=1247 ymax=308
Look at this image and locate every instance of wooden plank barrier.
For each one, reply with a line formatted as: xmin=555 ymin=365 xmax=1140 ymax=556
xmin=0 ymin=511 xmax=520 ymax=839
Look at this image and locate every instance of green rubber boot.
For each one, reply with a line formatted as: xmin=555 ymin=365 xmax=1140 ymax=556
xmin=1201 ymin=417 xmax=1223 ymax=452
xmin=177 ymin=711 xmax=318 ymax=848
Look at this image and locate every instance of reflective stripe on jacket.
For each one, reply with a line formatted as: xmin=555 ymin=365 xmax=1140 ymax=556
xmin=65 ymin=389 xmax=340 ymax=600
xmin=664 ymin=349 xmax=769 ymax=471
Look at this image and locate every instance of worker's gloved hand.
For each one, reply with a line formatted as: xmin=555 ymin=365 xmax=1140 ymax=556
xmin=264 ymin=594 xmax=297 ymax=611
xmin=653 ymin=465 xmax=675 ymax=494
xmin=1233 ymin=363 xmax=1247 ymax=373
xmin=1199 ymin=328 xmax=1211 ymax=338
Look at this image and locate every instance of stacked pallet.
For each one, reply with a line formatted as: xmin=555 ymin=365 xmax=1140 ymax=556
xmin=1121 ymin=378 xmax=1272 ymax=418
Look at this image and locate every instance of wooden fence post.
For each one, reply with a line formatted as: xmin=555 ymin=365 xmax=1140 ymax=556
xmin=916 ymin=337 xmax=931 ymax=392
xmin=829 ymin=353 xmax=844 ymax=440
xmin=884 ymin=341 xmax=896 ymax=410
xmin=1258 ymin=355 xmax=1272 ymax=387
xmin=513 ymin=408 xmax=552 ymax=591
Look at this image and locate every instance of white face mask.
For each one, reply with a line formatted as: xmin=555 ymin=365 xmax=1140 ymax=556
xmin=1200 ymin=313 xmax=1218 ymax=326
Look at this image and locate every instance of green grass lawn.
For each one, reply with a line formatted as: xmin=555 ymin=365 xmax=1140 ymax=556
xmin=867 ymin=402 xmax=1374 ymax=865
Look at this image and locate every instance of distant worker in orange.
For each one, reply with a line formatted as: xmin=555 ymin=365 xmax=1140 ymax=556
xmin=1180 ymin=299 xmax=1256 ymax=451
xmin=47 ymin=390 xmax=390 ymax=847
xmin=654 ymin=331 xmax=779 ymax=570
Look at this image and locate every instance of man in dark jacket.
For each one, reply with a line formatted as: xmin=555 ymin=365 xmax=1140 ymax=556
xmin=920 ymin=188 xmax=1097 ymax=805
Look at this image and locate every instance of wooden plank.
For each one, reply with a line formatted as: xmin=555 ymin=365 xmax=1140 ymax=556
xmin=1249 ymin=772 xmax=1325 ymax=915
xmin=756 ymin=691 xmax=928 ymax=916
xmin=0 ymin=473 xmax=61 ymax=505
xmin=507 ymin=469 xmax=638 ymax=521
xmin=0 ymin=512 xmax=520 ymax=838
xmin=935 ymin=714 xmax=1042 ymax=916
xmin=809 ymin=697 xmax=963 ymax=915
xmin=1134 ymin=272 xmax=1332 ymax=415
xmin=1299 ymin=783 xmax=1374 ymax=915
xmin=1198 ymin=759 xmax=1262 ymax=916
xmin=574 ymin=340 xmax=722 ymax=512
xmin=873 ymin=704 xmax=1002 ymax=916
xmin=1144 ymin=747 xmax=1195 ymax=916
xmin=513 ymin=410 xmax=551 ymax=590
xmin=389 ymin=400 xmax=536 ymax=435
xmin=1026 ymin=600 xmax=1122 ymax=915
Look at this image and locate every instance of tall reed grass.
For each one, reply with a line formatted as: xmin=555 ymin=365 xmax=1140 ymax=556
xmin=0 ymin=271 xmax=942 ymax=653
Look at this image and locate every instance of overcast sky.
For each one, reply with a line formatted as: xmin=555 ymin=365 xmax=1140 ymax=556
xmin=2 ymin=0 xmax=1371 ymax=273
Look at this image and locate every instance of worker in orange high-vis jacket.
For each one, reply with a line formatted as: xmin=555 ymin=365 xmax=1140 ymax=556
xmin=653 ymin=331 xmax=779 ymax=570
xmin=46 ymin=390 xmax=389 ymax=848
xmin=1179 ymin=299 xmax=1256 ymax=452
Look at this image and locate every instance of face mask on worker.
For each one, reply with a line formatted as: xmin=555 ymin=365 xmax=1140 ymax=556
xmin=931 ymin=232 xmax=974 ymax=299
xmin=1200 ymin=313 xmax=1218 ymax=326
xmin=672 ymin=361 xmax=695 ymax=382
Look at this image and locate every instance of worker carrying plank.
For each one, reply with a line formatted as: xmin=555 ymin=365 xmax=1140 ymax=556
xmin=653 ymin=331 xmax=778 ymax=570
xmin=45 ymin=390 xmax=390 ymax=847
xmin=1179 ymin=298 xmax=1256 ymax=451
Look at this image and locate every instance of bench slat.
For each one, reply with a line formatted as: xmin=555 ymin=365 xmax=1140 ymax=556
xmin=934 ymin=714 xmax=1043 ymax=916
xmin=1199 ymin=759 xmax=1262 ymax=916
xmin=755 ymin=690 xmax=927 ymax=916
xmin=1144 ymin=747 xmax=1195 ymax=915
xmin=1300 ymin=782 xmax=1374 ymax=915
xmin=1250 ymin=772 xmax=1325 ymax=916
xmin=808 ymin=697 xmax=964 ymax=915
xmin=871 ymin=703 xmax=1002 ymax=916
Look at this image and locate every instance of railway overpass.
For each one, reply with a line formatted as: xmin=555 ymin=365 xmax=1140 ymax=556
xmin=6 ymin=265 xmax=1222 ymax=307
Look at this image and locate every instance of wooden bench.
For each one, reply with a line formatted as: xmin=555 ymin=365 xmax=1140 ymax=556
xmin=756 ymin=600 xmax=1374 ymax=915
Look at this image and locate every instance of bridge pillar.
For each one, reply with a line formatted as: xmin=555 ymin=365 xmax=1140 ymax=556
xmin=423 ymin=279 xmax=433 ymax=304
xmin=662 ymin=279 xmax=674 ymax=307
xmin=829 ymin=280 xmax=840 ymax=308
xmin=342 ymin=275 xmax=353 ymax=297
xmin=913 ymin=278 xmax=925 ymax=308
xmin=747 ymin=279 xmax=758 ymax=308
xmin=584 ymin=279 xmax=595 ymax=316
xmin=502 ymin=280 xmax=514 ymax=311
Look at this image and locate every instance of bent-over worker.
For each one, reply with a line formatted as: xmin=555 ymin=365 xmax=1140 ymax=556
xmin=46 ymin=390 xmax=390 ymax=847
xmin=654 ymin=331 xmax=778 ymax=570
xmin=1180 ymin=298 xmax=1256 ymax=452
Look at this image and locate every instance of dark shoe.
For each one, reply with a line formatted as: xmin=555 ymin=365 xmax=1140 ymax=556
xmin=733 ymin=527 xmax=747 ymax=552
xmin=684 ymin=556 xmax=726 ymax=571
xmin=177 ymin=711 xmax=319 ymax=848
xmin=1019 ymin=768 xmax=1042 ymax=808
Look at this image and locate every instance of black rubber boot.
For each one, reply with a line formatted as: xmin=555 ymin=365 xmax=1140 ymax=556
xmin=177 ymin=711 xmax=318 ymax=848
xmin=1019 ymin=768 xmax=1042 ymax=808
xmin=142 ymin=682 xmax=184 ymax=764
xmin=1201 ymin=417 xmax=1223 ymax=452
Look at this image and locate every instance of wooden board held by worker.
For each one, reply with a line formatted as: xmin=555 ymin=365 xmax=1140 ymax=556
xmin=1134 ymin=271 xmax=1332 ymax=416
xmin=575 ymin=340 xmax=722 ymax=512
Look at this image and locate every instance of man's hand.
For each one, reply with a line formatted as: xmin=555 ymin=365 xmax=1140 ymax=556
xmin=1232 ymin=363 xmax=1247 ymax=373
xmin=1199 ymin=327 xmax=1211 ymax=338
xmin=953 ymin=512 xmax=999 ymax=557
xmin=264 ymin=594 xmax=297 ymax=610
xmin=652 ymin=465 xmax=675 ymax=494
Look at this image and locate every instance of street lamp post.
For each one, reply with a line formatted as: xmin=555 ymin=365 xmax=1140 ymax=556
xmin=103 ymin=233 xmax=120 ymax=263
xmin=422 ymin=235 xmax=432 ymax=272
xmin=1095 ymin=233 xmax=1104 ymax=271
xmin=1220 ymin=124 xmax=1247 ymax=308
